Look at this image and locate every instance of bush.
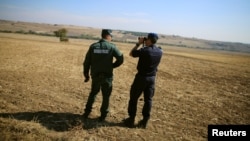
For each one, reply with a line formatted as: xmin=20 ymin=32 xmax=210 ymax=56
xmin=54 ymin=28 xmax=68 ymax=42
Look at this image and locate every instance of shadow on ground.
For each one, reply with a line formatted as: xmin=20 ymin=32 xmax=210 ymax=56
xmin=0 ymin=111 xmax=125 ymax=131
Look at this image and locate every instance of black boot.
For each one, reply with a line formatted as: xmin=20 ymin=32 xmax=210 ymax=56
xmin=98 ymin=115 xmax=106 ymax=122
xmin=123 ymin=117 xmax=135 ymax=128
xmin=137 ymin=119 xmax=148 ymax=129
xmin=82 ymin=112 xmax=90 ymax=119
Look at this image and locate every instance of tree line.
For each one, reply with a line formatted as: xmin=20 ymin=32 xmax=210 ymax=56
xmin=0 ymin=28 xmax=100 ymax=42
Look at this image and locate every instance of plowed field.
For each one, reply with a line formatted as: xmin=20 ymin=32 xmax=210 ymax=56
xmin=0 ymin=33 xmax=249 ymax=141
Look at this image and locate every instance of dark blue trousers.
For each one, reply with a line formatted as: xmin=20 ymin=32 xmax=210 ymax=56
xmin=128 ymin=74 xmax=155 ymax=120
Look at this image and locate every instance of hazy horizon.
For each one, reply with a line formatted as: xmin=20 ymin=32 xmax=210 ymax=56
xmin=0 ymin=0 xmax=250 ymax=43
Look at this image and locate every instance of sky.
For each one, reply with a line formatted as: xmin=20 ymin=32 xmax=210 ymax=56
xmin=0 ymin=0 xmax=250 ymax=43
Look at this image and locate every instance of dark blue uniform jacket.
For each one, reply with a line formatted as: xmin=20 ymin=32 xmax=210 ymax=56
xmin=131 ymin=45 xmax=162 ymax=76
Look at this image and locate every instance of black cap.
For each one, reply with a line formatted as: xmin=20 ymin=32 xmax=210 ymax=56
xmin=147 ymin=33 xmax=158 ymax=40
xmin=147 ymin=33 xmax=158 ymax=44
xmin=101 ymin=29 xmax=113 ymax=37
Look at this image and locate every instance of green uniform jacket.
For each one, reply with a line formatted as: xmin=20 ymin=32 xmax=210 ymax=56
xmin=83 ymin=39 xmax=123 ymax=78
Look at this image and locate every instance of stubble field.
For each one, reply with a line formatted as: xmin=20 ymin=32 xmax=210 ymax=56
xmin=0 ymin=33 xmax=249 ymax=141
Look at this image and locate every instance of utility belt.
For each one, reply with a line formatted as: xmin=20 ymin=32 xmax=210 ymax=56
xmin=98 ymin=72 xmax=107 ymax=78
xmin=93 ymin=72 xmax=112 ymax=78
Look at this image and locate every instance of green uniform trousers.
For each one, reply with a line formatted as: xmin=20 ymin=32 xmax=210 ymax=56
xmin=84 ymin=74 xmax=113 ymax=117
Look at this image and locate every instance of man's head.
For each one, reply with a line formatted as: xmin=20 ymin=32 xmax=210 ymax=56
xmin=101 ymin=29 xmax=113 ymax=41
xmin=147 ymin=33 xmax=158 ymax=44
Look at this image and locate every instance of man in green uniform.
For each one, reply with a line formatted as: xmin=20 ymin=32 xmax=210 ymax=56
xmin=82 ymin=29 xmax=123 ymax=121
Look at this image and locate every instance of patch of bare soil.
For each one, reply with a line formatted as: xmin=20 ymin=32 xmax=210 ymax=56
xmin=0 ymin=33 xmax=249 ymax=141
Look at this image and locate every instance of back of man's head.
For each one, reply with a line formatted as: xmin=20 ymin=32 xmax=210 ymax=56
xmin=101 ymin=29 xmax=113 ymax=38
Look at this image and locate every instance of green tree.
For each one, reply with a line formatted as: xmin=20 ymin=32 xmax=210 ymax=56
xmin=54 ymin=28 xmax=68 ymax=42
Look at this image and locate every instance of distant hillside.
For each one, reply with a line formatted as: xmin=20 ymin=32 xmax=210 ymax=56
xmin=1 ymin=19 xmax=250 ymax=53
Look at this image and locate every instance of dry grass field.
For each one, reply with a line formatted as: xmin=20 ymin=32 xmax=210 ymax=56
xmin=0 ymin=33 xmax=249 ymax=141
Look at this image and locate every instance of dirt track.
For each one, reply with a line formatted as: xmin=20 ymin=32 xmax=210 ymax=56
xmin=0 ymin=33 xmax=249 ymax=141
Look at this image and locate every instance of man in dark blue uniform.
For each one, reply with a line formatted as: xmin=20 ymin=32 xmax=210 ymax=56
xmin=82 ymin=29 xmax=123 ymax=121
xmin=123 ymin=33 xmax=162 ymax=128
